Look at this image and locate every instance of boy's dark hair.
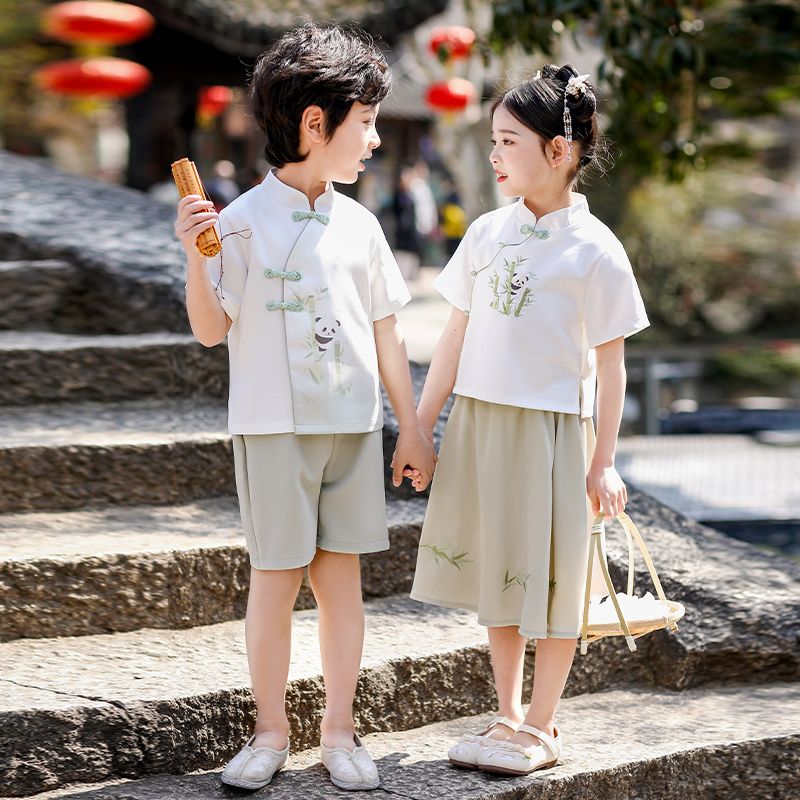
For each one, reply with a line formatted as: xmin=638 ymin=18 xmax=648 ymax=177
xmin=492 ymin=64 xmax=608 ymax=184
xmin=250 ymin=23 xmax=391 ymax=168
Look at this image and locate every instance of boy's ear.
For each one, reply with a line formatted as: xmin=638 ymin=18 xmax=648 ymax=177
xmin=301 ymin=105 xmax=325 ymax=144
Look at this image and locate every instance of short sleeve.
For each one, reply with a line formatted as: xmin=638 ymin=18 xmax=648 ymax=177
xmin=433 ymin=223 xmax=474 ymax=311
xmin=584 ymin=250 xmax=649 ymax=348
xmin=369 ymin=220 xmax=412 ymax=321
xmin=206 ymin=209 xmax=247 ymax=324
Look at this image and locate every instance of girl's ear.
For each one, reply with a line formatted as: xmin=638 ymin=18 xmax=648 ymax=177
xmin=300 ymin=105 xmax=325 ymax=144
xmin=548 ymin=135 xmax=571 ymax=168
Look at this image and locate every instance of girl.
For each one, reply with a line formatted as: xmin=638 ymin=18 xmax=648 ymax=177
xmin=405 ymin=64 xmax=649 ymax=775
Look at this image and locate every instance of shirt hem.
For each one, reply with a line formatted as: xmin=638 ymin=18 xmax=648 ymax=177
xmin=229 ymin=418 xmax=384 ymax=435
xmin=452 ymin=389 xmax=581 ymax=417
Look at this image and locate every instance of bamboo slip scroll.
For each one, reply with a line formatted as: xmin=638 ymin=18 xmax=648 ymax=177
xmin=171 ymin=157 xmax=222 ymax=257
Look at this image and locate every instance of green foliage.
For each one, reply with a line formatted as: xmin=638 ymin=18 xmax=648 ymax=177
xmin=484 ymin=1 xmax=800 ymax=183
xmin=707 ymin=344 xmax=800 ymax=390
xmin=620 ymin=162 xmax=800 ymax=339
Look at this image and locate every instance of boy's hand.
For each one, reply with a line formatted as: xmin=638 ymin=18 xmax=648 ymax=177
xmin=391 ymin=426 xmax=436 ymax=492
xmin=400 ymin=426 xmax=436 ymax=491
xmin=175 ymin=194 xmax=218 ymax=259
xmin=586 ymin=464 xmax=627 ymax=518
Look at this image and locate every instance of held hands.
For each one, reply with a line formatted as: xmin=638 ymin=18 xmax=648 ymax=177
xmin=391 ymin=426 xmax=437 ymax=493
xmin=586 ymin=463 xmax=628 ymax=518
xmin=174 ymin=195 xmax=218 ymax=259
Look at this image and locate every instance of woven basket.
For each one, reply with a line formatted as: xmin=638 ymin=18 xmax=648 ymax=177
xmin=580 ymin=512 xmax=685 ymax=654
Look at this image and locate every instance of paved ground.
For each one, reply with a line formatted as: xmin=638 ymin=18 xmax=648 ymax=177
xmin=616 ymin=434 xmax=800 ymax=522
xmin=399 ymin=268 xmax=800 ymax=526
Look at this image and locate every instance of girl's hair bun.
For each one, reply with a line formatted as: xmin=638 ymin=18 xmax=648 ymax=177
xmin=550 ymin=64 xmax=597 ymax=123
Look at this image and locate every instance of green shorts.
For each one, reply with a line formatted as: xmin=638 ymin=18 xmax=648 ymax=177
xmin=232 ymin=431 xmax=389 ymax=570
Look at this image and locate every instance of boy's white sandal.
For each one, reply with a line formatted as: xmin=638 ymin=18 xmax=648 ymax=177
xmin=447 ymin=715 xmax=519 ymax=769
xmin=477 ymin=723 xmax=561 ymax=776
xmin=220 ymin=734 xmax=289 ymax=789
xmin=320 ymin=733 xmax=380 ymax=791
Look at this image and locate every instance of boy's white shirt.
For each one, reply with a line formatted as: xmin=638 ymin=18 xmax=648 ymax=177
xmin=435 ymin=193 xmax=649 ymax=418
xmin=207 ymin=169 xmax=411 ymax=434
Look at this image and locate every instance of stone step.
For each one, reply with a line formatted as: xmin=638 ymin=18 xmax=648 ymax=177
xmin=0 ymin=496 xmax=427 ymax=641
xmin=0 ymin=331 xmax=228 ymax=406
xmin=20 ymin=683 xmax=800 ymax=799
xmin=0 ymin=399 xmax=231 ymax=513
xmin=0 ymin=151 xmax=188 ymax=335
xmin=0 ymin=595 xmax=497 ymax=796
xmin=0 ymin=260 xmax=77 ymax=331
xmin=3 ymin=493 xmax=800 ymax=795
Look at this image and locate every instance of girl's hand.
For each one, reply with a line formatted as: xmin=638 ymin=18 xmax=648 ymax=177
xmin=586 ymin=464 xmax=628 ymax=518
xmin=174 ymin=194 xmax=218 ymax=259
xmin=392 ymin=427 xmax=437 ymax=492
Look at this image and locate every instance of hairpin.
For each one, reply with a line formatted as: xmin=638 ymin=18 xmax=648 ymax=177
xmin=563 ymin=73 xmax=591 ymax=162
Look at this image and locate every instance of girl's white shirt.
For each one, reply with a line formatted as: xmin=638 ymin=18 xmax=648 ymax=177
xmin=435 ymin=193 xmax=649 ymax=418
xmin=206 ymin=169 xmax=411 ymax=434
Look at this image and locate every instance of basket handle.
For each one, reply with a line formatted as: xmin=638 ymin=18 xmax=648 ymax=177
xmin=580 ymin=512 xmax=676 ymax=655
xmin=581 ymin=515 xmax=636 ymax=654
xmin=614 ymin=512 xmax=672 ymax=609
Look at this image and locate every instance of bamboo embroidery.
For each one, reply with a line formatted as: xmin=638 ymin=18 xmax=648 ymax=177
xmin=489 ymin=256 xmax=537 ymax=317
xmin=467 ymin=223 xmax=549 ymax=313
xmin=503 ymin=569 xmax=530 ymax=592
xmin=421 ymin=543 xmax=472 ymax=570
xmin=293 ymin=286 xmax=351 ymax=396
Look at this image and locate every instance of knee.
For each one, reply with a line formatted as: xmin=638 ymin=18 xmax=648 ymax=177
xmin=307 ymin=550 xmax=361 ymax=595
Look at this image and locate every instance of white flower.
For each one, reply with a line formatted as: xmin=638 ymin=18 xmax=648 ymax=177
xmin=565 ymin=73 xmax=592 ymax=97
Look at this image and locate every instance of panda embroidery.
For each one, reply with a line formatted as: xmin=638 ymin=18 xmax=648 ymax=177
xmin=488 ymin=257 xmax=537 ymax=316
xmin=314 ymin=316 xmax=341 ymax=354
xmin=510 ymin=271 xmax=532 ymax=296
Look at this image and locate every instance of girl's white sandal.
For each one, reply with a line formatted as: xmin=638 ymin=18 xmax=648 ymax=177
xmin=447 ymin=715 xmax=519 ymax=769
xmin=220 ymin=734 xmax=289 ymax=789
xmin=320 ymin=733 xmax=380 ymax=791
xmin=476 ymin=723 xmax=561 ymax=776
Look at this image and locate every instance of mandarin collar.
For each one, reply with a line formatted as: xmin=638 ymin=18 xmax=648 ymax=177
xmin=515 ymin=193 xmax=589 ymax=231
xmin=261 ymin=168 xmax=335 ymax=214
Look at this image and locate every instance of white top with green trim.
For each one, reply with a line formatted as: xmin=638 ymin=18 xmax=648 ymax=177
xmin=206 ymin=169 xmax=411 ymax=434
xmin=435 ymin=193 xmax=649 ymax=419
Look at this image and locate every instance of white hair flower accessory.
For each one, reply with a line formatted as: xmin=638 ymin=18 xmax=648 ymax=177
xmin=565 ymin=73 xmax=592 ymax=98
xmin=563 ymin=73 xmax=591 ymax=162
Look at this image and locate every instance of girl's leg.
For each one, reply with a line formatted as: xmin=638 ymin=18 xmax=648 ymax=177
xmin=307 ymin=549 xmax=364 ymax=750
xmin=486 ymin=626 xmax=527 ymax=739
xmin=247 ymin=566 xmax=304 ymax=749
xmin=512 ymin=637 xmax=576 ymax=746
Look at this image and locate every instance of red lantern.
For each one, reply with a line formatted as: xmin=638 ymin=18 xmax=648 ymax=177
xmin=42 ymin=2 xmax=155 ymax=46
xmin=35 ymin=57 xmax=152 ymax=98
xmin=425 ymin=78 xmax=477 ymax=112
xmin=198 ymin=86 xmax=233 ymax=119
xmin=428 ymin=26 xmax=476 ymax=61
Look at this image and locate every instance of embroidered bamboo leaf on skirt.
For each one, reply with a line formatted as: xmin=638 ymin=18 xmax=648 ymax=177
xmin=503 ymin=569 xmax=530 ymax=592
xmin=421 ymin=543 xmax=472 ymax=570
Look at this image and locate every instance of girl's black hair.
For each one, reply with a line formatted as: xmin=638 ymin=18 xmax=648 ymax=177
xmin=492 ymin=64 xmax=607 ymax=183
xmin=250 ymin=23 xmax=391 ymax=168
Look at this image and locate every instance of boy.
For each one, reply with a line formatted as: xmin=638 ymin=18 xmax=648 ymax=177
xmin=174 ymin=23 xmax=435 ymax=792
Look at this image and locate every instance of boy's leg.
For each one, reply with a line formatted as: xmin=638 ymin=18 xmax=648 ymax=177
xmin=512 ymin=637 xmax=576 ymax=746
xmin=486 ymin=626 xmax=527 ymax=739
xmin=247 ymin=566 xmax=304 ymax=750
xmin=307 ymin=549 xmax=364 ymax=751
